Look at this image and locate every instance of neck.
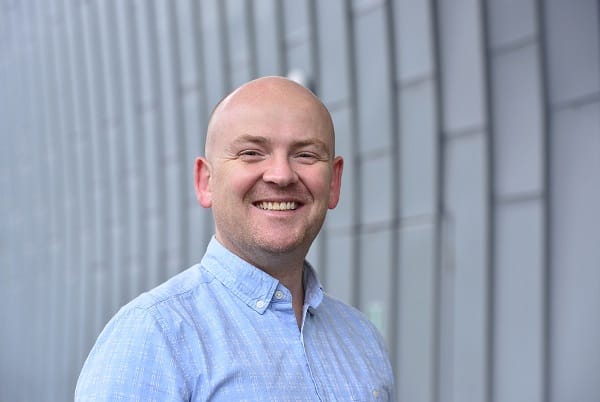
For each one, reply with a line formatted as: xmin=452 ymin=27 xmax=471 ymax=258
xmin=216 ymin=236 xmax=309 ymax=328
xmin=258 ymin=257 xmax=306 ymax=329
xmin=249 ymin=253 xmax=306 ymax=329
xmin=274 ymin=264 xmax=305 ymax=328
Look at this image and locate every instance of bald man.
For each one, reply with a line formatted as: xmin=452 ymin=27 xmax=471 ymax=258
xmin=76 ymin=77 xmax=394 ymax=401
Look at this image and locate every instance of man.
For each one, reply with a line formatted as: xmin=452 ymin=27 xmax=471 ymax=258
xmin=75 ymin=76 xmax=394 ymax=401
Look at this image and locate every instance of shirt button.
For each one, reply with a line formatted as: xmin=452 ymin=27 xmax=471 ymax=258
xmin=274 ymin=290 xmax=284 ymax=300
xmin=372 ymin=389 xmax=379 ymax=398
xmin=256 ymin=300 xmax=266 ymax=309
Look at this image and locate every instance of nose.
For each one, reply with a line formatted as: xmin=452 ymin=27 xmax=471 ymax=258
xmin=262 ymin=155 xmax=298 ymax=187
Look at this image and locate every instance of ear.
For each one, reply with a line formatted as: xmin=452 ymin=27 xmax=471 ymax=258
xmin=194 ymin=157 xmax=213 ymax=208
xmin=328 ymin=156 xmax=344 ymax=209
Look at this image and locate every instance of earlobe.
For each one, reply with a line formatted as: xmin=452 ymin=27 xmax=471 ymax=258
xmin=328 ymin=156 xmax=344 ymax=209
xmin=194 ymin=157 xmax=213 ymax=208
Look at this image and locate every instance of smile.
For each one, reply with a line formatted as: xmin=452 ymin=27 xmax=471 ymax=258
xmin=255 ymin=201 xmax=298 ymax=211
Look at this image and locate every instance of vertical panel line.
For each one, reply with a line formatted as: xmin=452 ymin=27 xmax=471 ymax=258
xmin=72 ymin=0 xmax=97 ymax=370
xmin=218 ymin=0 xmax=232 ymax=92
xmin=343 ymin=0 xmax=361 ymax=308
xmin=430 ymin=0 xmax=447 ymax=400
xmin=383 ymin=0 xmax=401 ymax=389
xmin=166 ymin=0 xmax=189 ymax=268
xmin=536 ymin=0 xmax=552 ymax=400
xmin=46 ymin=1 xmax=67 ymax=398
xmin=86 ymin=0 xmax=113 ymax=332
xmin=125 ymin=0 xmax=148 ymax=298
xmin=307 ymin=0 xmax=328 ymax=274
xmin=190 ymin=0 xmax=212 ymax=247
xmin=275 ymin=1 xmax=287 ymax=75
xmin=479 ymin=1 xmax=496 ymax=401
xmin=56 ymin=0 xmax=81 ymax=390
xmin=245 ymin=0 xmax=258 ymax=79
xmin=103 ymin=0 xmax=128 ymax=316
xmin=146 ymin=0 xmax=167 ymax=285
xmin=26 ymin=0 xmax=53 ymax=395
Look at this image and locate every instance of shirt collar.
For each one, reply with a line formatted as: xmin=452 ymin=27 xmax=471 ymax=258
xmin=201 ymin=237 xmax=323 ymax=314
xmin=303 ymin=259 xmax=324 ymax=311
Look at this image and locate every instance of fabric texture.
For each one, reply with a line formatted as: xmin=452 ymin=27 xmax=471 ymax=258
xmin=75 ymin=237 xmax=394 ymax=401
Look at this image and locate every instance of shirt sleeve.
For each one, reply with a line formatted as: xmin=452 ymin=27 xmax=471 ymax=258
xmin=75 ymin=305 xmax=190 ymax=401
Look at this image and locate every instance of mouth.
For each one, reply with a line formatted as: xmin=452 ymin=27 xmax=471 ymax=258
xmin=254 ymin=201 xmax=299 ymax=211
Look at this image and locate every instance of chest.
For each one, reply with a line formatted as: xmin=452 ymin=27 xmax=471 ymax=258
xmin=184 ymin=305 xmax=389 ymax=401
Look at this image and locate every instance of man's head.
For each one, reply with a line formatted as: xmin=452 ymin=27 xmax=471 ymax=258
xmin=194 ymin=76 xmax=343 ymax=271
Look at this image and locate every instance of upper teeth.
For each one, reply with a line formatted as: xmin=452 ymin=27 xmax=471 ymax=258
xmin=257 ymin=201 xmax=298 ymax=211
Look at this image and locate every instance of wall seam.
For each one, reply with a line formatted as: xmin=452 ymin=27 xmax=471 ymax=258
xmin=536 ymin=0 xmax=552 ymax=400
xmin=384 ymin=0 xmax=401 ymax=387
xmin=480 ymin=1 xmax=496 ymax=401
xmin=343 ymin=0 xmax=362 ymax=309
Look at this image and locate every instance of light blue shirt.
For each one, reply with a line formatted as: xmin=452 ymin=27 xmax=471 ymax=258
xmin=75 ymin=238 xmax=394 ymax=401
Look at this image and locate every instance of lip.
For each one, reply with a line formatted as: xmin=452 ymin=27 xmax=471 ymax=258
xmin=253 ymin=198 xmax=302 ymax=203
xmin=252 ymin=195 xmax=305 ymax=204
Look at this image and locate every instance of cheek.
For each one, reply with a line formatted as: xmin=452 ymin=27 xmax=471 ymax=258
xmin=299 ymin=167 xmax=332 ymax=199
xmin=213 ymin=166 xmax=258 ymax=198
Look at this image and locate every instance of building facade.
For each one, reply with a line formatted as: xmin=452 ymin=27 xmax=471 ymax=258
xmin=1 ymin=0 xmax=599 ymax=401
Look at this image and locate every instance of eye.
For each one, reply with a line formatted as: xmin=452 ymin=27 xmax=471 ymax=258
xmin=238 ymin=149 xmax=265 ymax=161
xmin=295 ymin=151 xmax=326 ymax=164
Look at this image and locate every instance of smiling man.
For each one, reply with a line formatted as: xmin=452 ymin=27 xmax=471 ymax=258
xmin=75 ymin=77 xmax=394 ymax=401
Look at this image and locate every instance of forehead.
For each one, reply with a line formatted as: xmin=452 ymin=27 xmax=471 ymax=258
xmin=206 ymin=78 xmax=335 ymax=154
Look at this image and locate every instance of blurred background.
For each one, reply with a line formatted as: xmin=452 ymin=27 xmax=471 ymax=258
xmin=1 ymin=0 xmax=599 ymax=401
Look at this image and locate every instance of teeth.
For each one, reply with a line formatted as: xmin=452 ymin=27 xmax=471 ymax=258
xmin=257 ymin=201 xmax=298 ymax=211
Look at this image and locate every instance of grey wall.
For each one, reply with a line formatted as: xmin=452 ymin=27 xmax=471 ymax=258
xmin=1 ymin=1 xmax=599 ymax=401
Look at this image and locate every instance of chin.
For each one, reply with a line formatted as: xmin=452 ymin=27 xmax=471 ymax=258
xmin=255 ymin=234 xmax=308 ymax=256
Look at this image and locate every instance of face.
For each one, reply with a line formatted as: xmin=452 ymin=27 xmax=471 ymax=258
xmin=195 ymin=78 xmax=343 ymax=268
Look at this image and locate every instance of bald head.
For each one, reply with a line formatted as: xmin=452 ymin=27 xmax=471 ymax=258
xmin=204 ymin=76 xmax=335 ymax=161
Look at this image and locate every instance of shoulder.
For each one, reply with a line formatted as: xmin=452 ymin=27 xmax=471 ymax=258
xmin=93 ymin=263 xmax=218 ymax=355
xmin=75 ymin=265 xmax=214 ymax=400
xmin=80 ymin=265 xmax=211 ymax=368
xmin=130 ymin=263 xmax=213 ymax=310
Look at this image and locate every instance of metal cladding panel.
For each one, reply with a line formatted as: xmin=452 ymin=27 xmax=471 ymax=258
xmin=355 ymin=6 xmax=393 ymax=153
xmin=487 ymin=0 xmax=536 ymax=48
xmin=174 ymin=1 xmax=198 ymax=86
xmin=442 ymin=134 xmax=490 ymax=402
xmin=397 ymin=223 xmax=437 ymax=402
xmin=399 ymin=80 xmax=438 ymax=218
xmin=327 ymin=107 xmax=355 ymax=231
xmin=393 ymin=0 xmax=435 ymax=81
xmin=437 ymin=0 xmax=486 ymax=133
xmin=491 ymin=44 xmax=544 ymax=196
xmin=225 ymin=0 xmax=253 ymax=88
xmin=324 ymin=232 xmax=355 ymax=305
xmin=1 ymin=1 xmax=599 ymax=401
xmin=316 ymin=0 xmax=351 ymax=105
xmin=360 ymin=229 xmax=394 ymax=343
xmin=282 ymin=0 xmax=312 ymax=76
xmin=545 ymin=0 xmax=600 ymax=104
xmin=495 ymin=201 xmax=545 ymax=402
xmin=361 ymin=155 xmax=394 ymax=224
xmin=551 ymin=103 xmax=600 ymax=402
xmin=200 ymin=0 xmax=228 ymax=101
xmin=253 ymin=0 xmax=282 ymax=77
